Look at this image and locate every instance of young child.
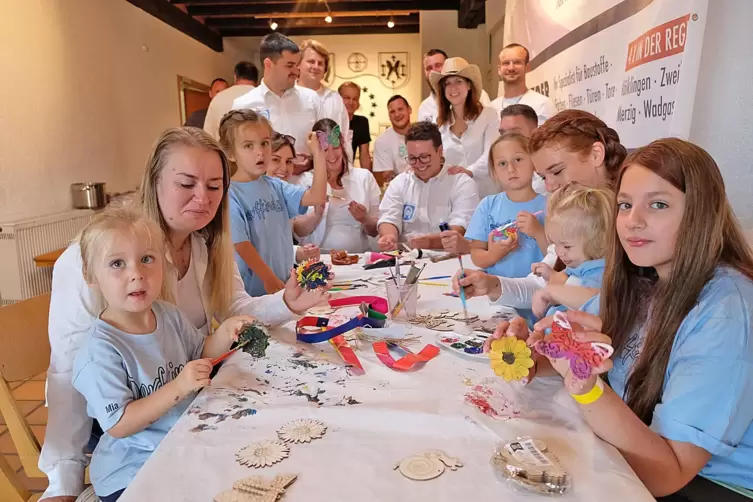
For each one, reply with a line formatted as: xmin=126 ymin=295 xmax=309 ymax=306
xmin=465 ymin=133 xmax=547 ymax=279
xmin=72 ymin=206 xmax=252 ymax=502
xmin=220 ymin=110 xmax=327 ymax=297
xmin=530 ymin=183 xmax=614 ymax=318
xmin=531 ymin=138 xmax=753 ymax=499
xmin=266 ymin=131 xmax=321 ymax=264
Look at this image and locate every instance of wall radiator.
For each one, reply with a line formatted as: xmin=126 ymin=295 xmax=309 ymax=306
xmin=0 ymin=210 xmax=95 ymax=305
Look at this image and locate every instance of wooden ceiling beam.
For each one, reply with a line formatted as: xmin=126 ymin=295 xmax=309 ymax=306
xmin=126 ymin=0 xmax=223 ymax=51
xmin=186 ymin=1 xmax=458 ymax=17
xmin=206 ymin=14 xmax=419 ymax=29
xmin=219 ymin=24 xmax=419 ymax=37
xmin=458 ymin=0 xmax=486 ymax=29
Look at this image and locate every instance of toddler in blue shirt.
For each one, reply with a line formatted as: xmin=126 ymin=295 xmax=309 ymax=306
xmin=530 ymin=183 xmax=614 ymax=319
xmin=72 ymin=206 xmax=252 ymax=501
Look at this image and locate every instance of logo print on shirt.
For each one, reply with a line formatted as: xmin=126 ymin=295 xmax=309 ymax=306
xmin=402 ymin=204 xmax=416 ymax=222
xmin=398 ymin=143 xmax=408 ymax=159
xmin=253 ymin=108 xmax=271 ymax=120
xmin=125 ymin=361 xmax=185 ymax=401
xmin=246 ymin=198 xmax=284 ymax=222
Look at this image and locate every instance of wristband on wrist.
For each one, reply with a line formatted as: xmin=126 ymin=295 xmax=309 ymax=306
xmin=570 ymin=377 xmax=604 ymax=405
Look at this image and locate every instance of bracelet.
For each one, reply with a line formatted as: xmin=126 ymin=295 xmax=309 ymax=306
xmin=570 ymin=377 xmax=604 ymax=405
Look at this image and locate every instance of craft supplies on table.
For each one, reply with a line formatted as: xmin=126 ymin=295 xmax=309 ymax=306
xmin=119 ymin=253 xmax=655 ymax=502
xmin=490 ymin=438 xmax=571 ymax=495
xmin=385 ymin=281 xmax=418 ymax=320
xmin=436 ymin=334 xmax=489 ymax=361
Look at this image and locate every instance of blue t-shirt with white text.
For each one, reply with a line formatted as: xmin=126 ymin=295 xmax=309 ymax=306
xmin=229 ymin=176 xmax=307 ymax=296
xmin=72 ymin=301 xmax=205 ymax=497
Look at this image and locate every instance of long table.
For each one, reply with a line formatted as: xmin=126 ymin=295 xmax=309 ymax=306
xmin=120 ymin=256 xmax=653 ymax=501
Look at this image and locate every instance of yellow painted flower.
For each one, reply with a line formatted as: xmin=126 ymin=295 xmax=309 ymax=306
xmin=489 ymin=336 xmax=534 ymax=381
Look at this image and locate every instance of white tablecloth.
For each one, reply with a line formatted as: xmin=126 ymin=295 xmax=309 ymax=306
xmin=120 ymin=257 xmax=653 ymax=502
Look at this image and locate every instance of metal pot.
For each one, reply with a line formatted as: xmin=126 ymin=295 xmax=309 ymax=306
xmin=71 ymin=182 xmax=107 ymax=209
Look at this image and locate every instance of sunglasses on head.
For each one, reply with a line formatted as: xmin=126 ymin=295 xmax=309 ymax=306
xmin=273 ymin=132 xmax=296 ymax=146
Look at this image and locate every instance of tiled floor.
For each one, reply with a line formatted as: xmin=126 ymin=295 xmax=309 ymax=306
xmin=1 ymin=371 xmax=49 ymax=496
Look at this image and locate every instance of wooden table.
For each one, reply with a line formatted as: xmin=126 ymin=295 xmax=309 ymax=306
xmin=33 ymin=248 xmax=66 ymax=268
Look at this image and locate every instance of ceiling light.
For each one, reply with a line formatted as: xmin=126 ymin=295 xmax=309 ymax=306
xmin=387 ymin=19 xmax=395 ymax=28
xmin=325 ymin=15 xmax=333 ymax=23
xmin=270 ymin=21 xmax=278 ymax=30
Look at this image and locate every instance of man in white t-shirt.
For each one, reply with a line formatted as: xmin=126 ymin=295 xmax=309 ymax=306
xmin=490 ymin=44 xmax=557 ymax=126
xmin=233 ymin=33 xmax=323 ymax=173
xmin=377 ymin=121 xmax=479 ymax=255
xmin=417 ymin=48 xmax=491 ymax=124
xmin=372 ymin=95 xmax=412 ymax=184
xmin=296 ymin=39 xmax=352 ymax=159
xmin=204 ymin=61 xmax=258 ymax=140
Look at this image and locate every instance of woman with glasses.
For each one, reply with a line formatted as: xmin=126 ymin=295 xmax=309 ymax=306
xmin=294 ymin=118 xmax=382 ymax=253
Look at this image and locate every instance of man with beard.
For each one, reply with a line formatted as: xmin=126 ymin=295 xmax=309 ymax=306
xmin=233 ymin=33 xmax=323 ymax=174
xmin=372 ymin=95 xmax=412 ymax=184
xmin=377 ymin=122 xmax=478 ymax=253
xmin=490 ymin=44 xmax=556 ymax=125
xmin=417 ymin=49 xmax=491 ymax=124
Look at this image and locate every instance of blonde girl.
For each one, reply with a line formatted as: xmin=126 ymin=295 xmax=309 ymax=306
xmin=466 ymin=133 xmax=547 ymax=280
xmin=530 ymin=183 xmax=615 ymax=318
xmin=532 ymin=138 xmax=753 ymax=500
xmin=72 ymin=206 xmax=253 ymax=501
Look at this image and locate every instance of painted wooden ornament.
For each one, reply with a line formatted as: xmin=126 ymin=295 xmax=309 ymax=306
xmin=295 ymin=259 xmax=331 ymax=291
xmin=238 ymin=322 xmax=270 ymax=358
xmin=394 ymin=450 xmax=463 ymax=481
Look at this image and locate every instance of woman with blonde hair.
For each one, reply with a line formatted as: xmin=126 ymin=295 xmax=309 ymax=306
xmin=430 ymin=57 xmax=500 ymax=198
xmin=39 ymin=127 xmax=329 ymax=502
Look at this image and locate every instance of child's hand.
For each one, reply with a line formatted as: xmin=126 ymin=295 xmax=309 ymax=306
xmin=531 ymin=262 xmax=553 ymax=281
xmin=216 ymin=315 xmax=257 ymax=345
xmin=487 ymin=233 xmax=518 ymax=260
xmin=306 ymin=132 xmax=324 ymax=159
xmin=547 ymin=270 xmax=569 ymax=286
xmin=532 ymin=288 xmax=554 ymax=319
xmin=378 ymin=234 xmax=398 ymax=251
xmin=263 ymin=274 xmax=285 ymax=294
xmin=347 ymin=201 xmax=368 ymax=223
xmin=296 ymin=244 xmax=320 ymax=263
xmin=516 ymin=211 xmax=544 ymax=238
xmin=282 ymin=267 xmax=332 ymax=314
xmin=176 ymin=359 xmax=213 ymax=396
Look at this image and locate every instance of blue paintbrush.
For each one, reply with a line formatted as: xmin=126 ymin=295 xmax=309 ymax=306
xmin=439 ymin=222 xmax=469 ymax=323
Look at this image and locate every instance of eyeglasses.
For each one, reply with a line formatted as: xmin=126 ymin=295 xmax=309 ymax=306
xmin=407 ymin=153 xmax=433 ymax=165
xmin=273 ymin=132 xmax=296 ymax=146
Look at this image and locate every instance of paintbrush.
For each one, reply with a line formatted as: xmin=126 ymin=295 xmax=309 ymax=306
xmin=439 ymin=222 xmax=469 ymax=324
xmin=211 ymin=339 xmax=251 ymax=366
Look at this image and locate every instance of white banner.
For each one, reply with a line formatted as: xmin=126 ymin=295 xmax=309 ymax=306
xmin=503 ymin=0 xmax=709 ymax=148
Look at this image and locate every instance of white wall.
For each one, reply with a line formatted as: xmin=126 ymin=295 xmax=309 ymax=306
xmin=486 ymin=1 xmax=506 ymax=99
xmin=688 ymin=0 xmax=753 ymax=231
xmin=0 ymin=0 xmax=249 ymax=222
xmin=419 ymin=11 xmax=491 ymax=101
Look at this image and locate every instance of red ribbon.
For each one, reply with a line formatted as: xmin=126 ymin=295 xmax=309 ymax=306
xmin=372 ymin=342 xmax=440 ymax=371
xmin=330 ymin=335 xmax=365 ymax=375
xmin=329 ymin=295 xmax=388 ymax=314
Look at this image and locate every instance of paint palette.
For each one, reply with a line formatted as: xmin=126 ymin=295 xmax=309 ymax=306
xmin=437 ymin=334 xmax=490 ymax=362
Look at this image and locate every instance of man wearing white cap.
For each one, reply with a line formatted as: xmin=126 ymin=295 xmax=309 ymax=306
xmin=418 ymin=49 xmax=491 ymax=124
xmin=490 ymin=44 xmax=557 ymax=125
xmin=430 ymin=57 xmax=500 ymax=199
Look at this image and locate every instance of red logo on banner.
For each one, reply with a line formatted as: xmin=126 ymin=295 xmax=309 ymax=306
xmin=625 ymin=14 xmax=690 ymax=71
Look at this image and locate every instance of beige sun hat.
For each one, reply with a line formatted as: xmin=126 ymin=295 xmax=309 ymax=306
xmin=429 ymin=57 xmax=484 ymax=98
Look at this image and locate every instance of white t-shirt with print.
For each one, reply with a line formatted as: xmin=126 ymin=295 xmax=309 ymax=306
xmin=372 ymin=127 xmax=410 ymax=174
xmin=490 ymin=89 xmax=557 ymax=126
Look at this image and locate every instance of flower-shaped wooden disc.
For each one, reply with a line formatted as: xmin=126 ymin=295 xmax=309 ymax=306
xmin=277 ymin=419 xmax=327 ymax=444
xmin=236 ymin=440 xmax=290 ymax=468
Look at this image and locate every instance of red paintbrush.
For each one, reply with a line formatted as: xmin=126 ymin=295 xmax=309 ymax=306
xmin=211 ymin=339 xmax=251 ymax=366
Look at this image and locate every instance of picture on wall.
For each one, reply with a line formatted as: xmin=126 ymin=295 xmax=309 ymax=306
xmin=379 ymin=52 xmax=410 ymax=90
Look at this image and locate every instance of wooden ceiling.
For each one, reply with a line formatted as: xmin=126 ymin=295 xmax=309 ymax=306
xmin=126 ymin=0 xmax=486 ymax=51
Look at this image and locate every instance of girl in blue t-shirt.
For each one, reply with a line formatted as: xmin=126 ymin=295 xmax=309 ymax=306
xmin=530 ymin=183 xmax=614 ymax=319
xmin=466 ymin=133 xmax=548 ymax=278
xmin=530 ymin=138 xmax=753 ymax=500
xmin=72 ymin=206 xmax=252 ymax=501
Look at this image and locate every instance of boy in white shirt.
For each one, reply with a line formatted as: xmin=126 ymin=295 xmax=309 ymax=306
xmin=377 ymin=121 xmax=479 ymax=255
